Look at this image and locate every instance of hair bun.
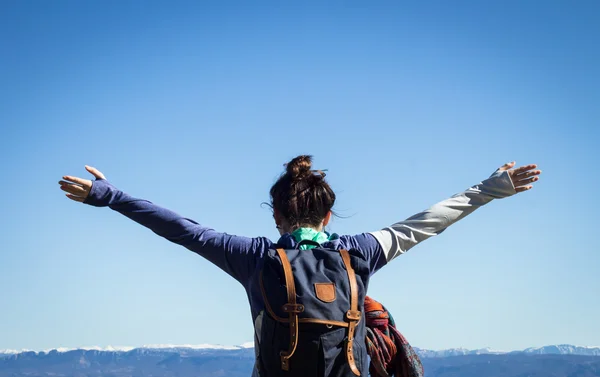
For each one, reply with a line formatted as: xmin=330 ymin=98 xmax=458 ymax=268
xmin=285 ymin=155 xmax=313 ymax=178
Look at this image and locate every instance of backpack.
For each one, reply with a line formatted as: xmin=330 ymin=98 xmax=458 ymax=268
xmin=257 ymin=244 xmax=370 ymax=377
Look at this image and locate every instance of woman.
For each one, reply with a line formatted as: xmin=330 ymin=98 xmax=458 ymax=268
xmin=58 ymin=155 xmax=540 ymax=376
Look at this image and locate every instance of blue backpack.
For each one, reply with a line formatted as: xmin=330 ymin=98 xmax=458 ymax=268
xmin=256 ymin=243 xmax=371 ymax=377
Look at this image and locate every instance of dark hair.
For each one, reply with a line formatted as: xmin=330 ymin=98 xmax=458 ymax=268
xmin=269 ymin=155 xmax=336 ymax=230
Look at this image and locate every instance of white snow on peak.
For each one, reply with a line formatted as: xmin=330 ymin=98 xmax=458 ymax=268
xmin=0 ymin=349 xmax=31 ymax=355
xmin=140 ymin=343 xmax=243 ymax=350
xmin=5 ymin=346 xmax=137 ymax=354
xmin=1 ymin=343 xmax=253 ymax=355
xmin=475 ymin=347 xmax=506 ymax=353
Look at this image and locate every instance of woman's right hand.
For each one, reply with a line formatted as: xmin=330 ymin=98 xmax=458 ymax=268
xmin=497 ymin=161 xmax=541 ymax=193
xmin=59 ymin=165 xmax=106 ymax=203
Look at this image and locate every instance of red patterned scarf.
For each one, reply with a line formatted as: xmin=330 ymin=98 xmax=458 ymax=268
xmin=365 ymin=296 xmax=424 ymax=377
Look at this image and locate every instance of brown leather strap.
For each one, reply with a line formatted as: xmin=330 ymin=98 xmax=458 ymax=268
xmin=276 ymin=248 xmax=304 ymax=371
xmin=339 ymin=249 xmax=361 ymax=376
xmin=299 ymin=318 xmax=347 ymax=327
xmin=259 ymin=271 xmax=349 ymax=328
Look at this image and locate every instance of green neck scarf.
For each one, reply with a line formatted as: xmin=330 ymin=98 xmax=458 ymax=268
xmin=291 ymin=227 xmax=337 ymax=250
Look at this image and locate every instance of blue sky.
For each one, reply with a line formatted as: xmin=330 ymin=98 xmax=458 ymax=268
xmin=1 ymin=0 xmax=598 ymax=352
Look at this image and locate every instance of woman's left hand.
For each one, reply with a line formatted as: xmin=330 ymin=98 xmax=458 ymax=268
xmin=498 ymin=161 xmax=542 ymax=193
xmin=58 ymin=165 xmax=106 ymax=203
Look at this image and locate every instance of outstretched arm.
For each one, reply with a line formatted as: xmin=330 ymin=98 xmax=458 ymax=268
xmin=58 ymin=166 xmax=272 ymax=284
xmin=361 ymin=162 xmax=541 ymax=267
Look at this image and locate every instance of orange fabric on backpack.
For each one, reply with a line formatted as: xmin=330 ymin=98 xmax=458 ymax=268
xmin=364 ymin=296 xmax=384 ymax=313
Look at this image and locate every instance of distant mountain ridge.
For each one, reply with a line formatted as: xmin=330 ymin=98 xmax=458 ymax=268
xmin=1 ymin=344 xmax=599 ymax=377
xmin=2 ymin=343 xmax=599 ymax=358
xmin=414 ymin=344 xmax=600 ymax=357
xmin=0 ymin=342 xmax=255 ymax=356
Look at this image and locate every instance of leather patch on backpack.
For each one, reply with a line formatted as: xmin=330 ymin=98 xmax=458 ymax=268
xmin=314 ymin=282 xmax=336 ymax=303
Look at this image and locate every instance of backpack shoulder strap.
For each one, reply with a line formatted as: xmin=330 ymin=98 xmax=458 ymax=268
xmin=339 ymin=249 xmax=361 ymax=376
xmin=276 ymin=248 xmax=305 ymax=371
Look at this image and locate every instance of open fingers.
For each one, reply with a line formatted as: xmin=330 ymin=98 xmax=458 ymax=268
xmin=511 ymin=164 xmax=541 ymax=194
xmin=85 ymin=165 xmax=106 ymax=180
xmin=515 ymin=185 xmax=533 ymax=193
xmin=60 ymin=166 xmax=104 ymax=203
xmin=515 ymin=169 xmax=542 ymax=180
xmin=62 ymin=175 xmax=92 ymax=188
xmin=498 ymin=161 xmax=516 ymax=171
xmin=513 ymin=176 xmax=539 ymax=187
xmin=59 ymin=182 xmax=88 ymax=196
xmin=511 ymin=164 xmax=538 ymax=175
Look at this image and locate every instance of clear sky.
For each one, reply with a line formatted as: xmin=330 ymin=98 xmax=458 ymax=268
xmin=1 ymin=0 xmax=598 ymax=352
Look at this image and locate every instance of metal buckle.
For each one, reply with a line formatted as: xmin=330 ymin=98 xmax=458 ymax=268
xmin=282 ymin=303 xmax=305 ymax=313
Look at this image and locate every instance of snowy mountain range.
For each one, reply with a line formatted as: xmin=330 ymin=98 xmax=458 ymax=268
xmin=0 ymin=342 xmax=255 ymax=356
xmin=1 ymin=343 xmax=598 ymax=358
xmin=415 ymin=344 xmax=600 ymax=357
xmin=1 ymin=344 xmax=599 ymax=377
